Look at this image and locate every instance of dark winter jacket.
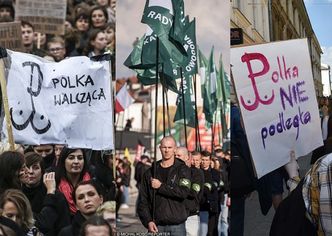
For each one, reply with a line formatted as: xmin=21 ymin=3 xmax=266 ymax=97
xmin=270 ymin=179 xmax=317 ymax=236
xmin=138 ymin=158 xmax=191 ymax=228
xmin=22 ymin=183 xmax=71 ymax=236
xmin=58 ymin=211 xmax=86 ymax=236
xmin=185 ymin=167 xmax=204 ymax=216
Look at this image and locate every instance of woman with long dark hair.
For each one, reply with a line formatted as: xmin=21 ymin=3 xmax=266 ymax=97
xmin=0 ymin=151 xmax=26 ymax=194
xmin=84 ymin=28 xmax=108 ymax=57
xmin=22 ymin=152 xmax=71 ymax=235
xmin=55 ymin=148 xmax=91 ymax=215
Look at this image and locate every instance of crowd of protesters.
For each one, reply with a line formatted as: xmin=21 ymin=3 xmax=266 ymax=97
xmin=132 ymin=136 xmax=230 ymax=236
xmin=0 ymin=0 xmax=116 ymax=78
xmin=0 ymin=1 xmax=117 ymax=235
xmin=0 ymin=144 xmax=116 ymax=236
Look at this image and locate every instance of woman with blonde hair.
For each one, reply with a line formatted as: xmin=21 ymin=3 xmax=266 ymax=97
xmin=0 ymin=189 xmax=41 ymax=235
xmin=96 ymin=201 xmax=116 ymax=236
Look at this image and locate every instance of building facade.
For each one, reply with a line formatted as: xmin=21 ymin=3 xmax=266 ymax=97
xmin=321 ymin=63 xmax=331 ymax=97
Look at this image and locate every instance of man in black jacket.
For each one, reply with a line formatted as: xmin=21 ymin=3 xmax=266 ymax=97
xmin=176 ymin=148 xmax=204 ymax=236
xmin=58 ymin=180 xmax=104 ymax=236
xmin=137 ymin=136 xmax=191 ymax=236
xmin=199 ymin=150 xmax=220 ymax=236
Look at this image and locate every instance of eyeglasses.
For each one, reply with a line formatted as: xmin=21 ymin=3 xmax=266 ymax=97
xmin=215 ymin=149 xmax=223 ymax=153
xmin=48 ymin=47 xmax=64 ymax=52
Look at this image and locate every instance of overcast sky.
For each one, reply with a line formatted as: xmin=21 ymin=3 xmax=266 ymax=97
xmin=116 ymin=0 xmax=230 ymax=79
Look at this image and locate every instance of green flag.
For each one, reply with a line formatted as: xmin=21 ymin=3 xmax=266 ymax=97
xmin=125 ymin=0 xmax=197 ymax=94
xmin=198 ymin=49 xmax=208 ymax=95
xmin=217 ymin=53 xmax=226 ymax=103
xmin=141 ymin=19 xmax=197 ymax=78
xmin=141 ymin=31 xmax=181 ymax=77
xmin=225 ymin=74 xmax=231 ymax=102
xmin=208 ymin=46 xmax=218 ymax=114
xmin=169 ymin=0 xmax=188 ymax=54
xmin=123 ymin=32 xmax=178 ymax=92
xmin=199 ymin=49 xmax=214 ymax=124
xmin=174 ymin=75 xmax=196 ymax=128
xmin=134 ymin=67 xmax=179 ymax=93
xmin=182 ymin=19 xmax=198 ymax=77
xmin=141 ymin=0 xmax=174 ymax=38
xmin=124 ymin=36 xmax=154 ymax=69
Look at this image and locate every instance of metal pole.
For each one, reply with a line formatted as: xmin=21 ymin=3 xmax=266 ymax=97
xmin=329 ymin=65 xmax=331 ymax=96
xmin=180 ymin=68 xmax=188 ymax=149
xmin=152 ymin=37 xmax=160 ymax=221
xmin=193 ymin=74 xmax=201 ymax=151
xmin=165 ymin=87 xmax=171 ymax=136
xmin=162 ymin=73 xmax=166 ymax=137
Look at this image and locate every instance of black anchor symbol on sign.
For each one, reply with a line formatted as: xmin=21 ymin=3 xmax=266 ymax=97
xmin=10 ymin=61 xmax=51 ymax=134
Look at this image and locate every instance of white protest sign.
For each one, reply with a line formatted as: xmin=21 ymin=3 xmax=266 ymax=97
xmin=2 ymin=51 xmax=114 ymax=150
xmin=231 ymin=38 xmax=323 ymax=178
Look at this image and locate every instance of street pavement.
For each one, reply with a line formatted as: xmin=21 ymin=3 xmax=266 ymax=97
xmin=116 ymin=153 xmax=312 ymax=235
xmin=117 ymin=189 xmax=147 ymax=234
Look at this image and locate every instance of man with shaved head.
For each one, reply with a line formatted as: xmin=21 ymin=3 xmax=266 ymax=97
xmin=138 ymin=136 xmax=191 ymax=236
xmin=175 ymin=147 xmax=190 ymax=165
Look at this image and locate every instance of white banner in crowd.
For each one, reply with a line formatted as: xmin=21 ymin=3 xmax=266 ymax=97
xmin=231 ymin=38 xmax=323 ymax=178
xmin=2 ymin=51 xmax=114 ymax=150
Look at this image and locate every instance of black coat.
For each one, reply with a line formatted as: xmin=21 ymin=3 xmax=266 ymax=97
xmin=58 ymin=211 xmax=86 ymax=236
xmin=89 ymin=164 xmax=116 ymax=201
xmin=22 ymin=184 xmax=71 ymax=236
xmin=200 ymin=169 xmax=214 ymax=212
xmin=185 ymin=167 xmax=204 ymax=216
xmin=270 ymin=180 xmax=317 ymax=236
xmin=137 ymin=158 xmax=191 ymax=228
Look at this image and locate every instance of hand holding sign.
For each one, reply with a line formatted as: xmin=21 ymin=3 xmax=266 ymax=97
xmin=284 ymin=150 xmax=299 ymax=179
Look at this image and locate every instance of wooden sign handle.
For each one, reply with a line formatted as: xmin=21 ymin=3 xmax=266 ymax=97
xmin=0 ymin=59 xmax=15 ymax=151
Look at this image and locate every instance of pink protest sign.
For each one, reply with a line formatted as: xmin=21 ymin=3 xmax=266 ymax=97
xmin=231 ymin=38 xmax=323 ymax=178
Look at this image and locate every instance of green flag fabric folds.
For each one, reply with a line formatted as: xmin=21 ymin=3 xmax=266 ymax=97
xmin=199 ymin=49 xmax=213 ymax=124
xmin=174 ymin=75 xmax=196 ymax=127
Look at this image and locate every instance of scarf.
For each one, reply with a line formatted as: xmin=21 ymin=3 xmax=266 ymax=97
xmin=58 ymin=172 xmax=91 ymax=214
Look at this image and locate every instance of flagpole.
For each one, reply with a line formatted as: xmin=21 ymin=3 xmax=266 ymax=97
xmin=0 ymin=50 xmax=14 ymax=151
xmin=109 ymin=63 xmax=116 ymax=180
xmin=119 ymin=107 xmax=124 ymax=151
xmin=193 ymin=74 xmax=201 ymax=151
xmin=180 ymin=67 xmax=188 ymax=149
xmin=162 ymin=64 xmax=166 ymax=137
xmin=165 ymin=86 xmax=171 ymax=136
xmin=152 ymin=36 xmax=160 ymax=221
xmin=212 ymin=110 xmax=218 ymax=150
xmin=219 ymin=101 xmax=223 ymax=142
